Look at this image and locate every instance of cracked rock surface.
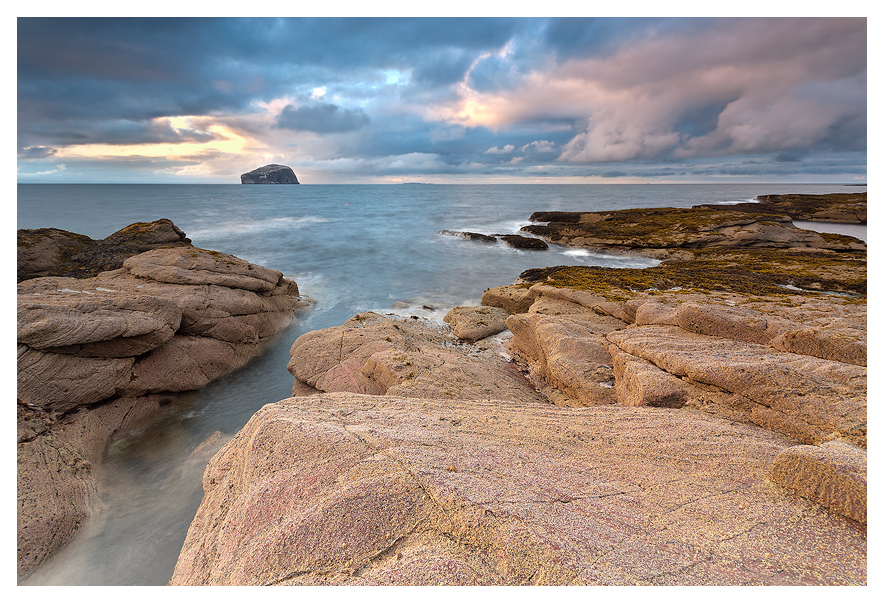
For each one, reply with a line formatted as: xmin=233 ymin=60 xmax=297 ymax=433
xmin=170 ymin=393 xmax=865 ymax=585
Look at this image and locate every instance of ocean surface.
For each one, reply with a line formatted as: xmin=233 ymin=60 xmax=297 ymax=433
xmin=16 ymin=183 xmax=866 ymax=585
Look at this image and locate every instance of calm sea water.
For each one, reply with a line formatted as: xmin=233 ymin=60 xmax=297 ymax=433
xmin=16 ymin=183 xmax=866 ymax=585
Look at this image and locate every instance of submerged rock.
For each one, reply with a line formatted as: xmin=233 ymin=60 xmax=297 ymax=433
xmin=240 ymin=164 xmax=300 ymax=184
xmin=170 ymin=393 xmax=865 ymax=585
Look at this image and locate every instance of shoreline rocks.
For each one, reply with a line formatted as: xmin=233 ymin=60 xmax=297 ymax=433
xmin=16 ymin=221 xmax=312 ymax=580
xmin=521 ymin=206 xmax=865 ymax=258
xmin=696 ymin=192 xmax=866 ymax=224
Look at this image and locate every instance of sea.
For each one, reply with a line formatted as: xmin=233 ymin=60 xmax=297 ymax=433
xmin=16 ymin=183 xmax=867 ymax=585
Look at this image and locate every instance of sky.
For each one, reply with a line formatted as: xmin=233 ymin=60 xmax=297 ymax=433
xmin=16 ymin=15 xmax=869 ymax=184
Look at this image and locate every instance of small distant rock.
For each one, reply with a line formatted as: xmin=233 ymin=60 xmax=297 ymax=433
xmin=499 ymin=234 xmax=548 ymax=250
xmin=439 ymin=230 xmax=497 ymax=243
xmin=240 ymin=164 xmax=300 ymax=184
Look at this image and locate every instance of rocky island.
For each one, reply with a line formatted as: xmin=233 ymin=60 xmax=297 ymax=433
xmin=240 ymin=164 xmax=300 ymax=184
xmin=168 ymin=194 xmax=866 ymax=585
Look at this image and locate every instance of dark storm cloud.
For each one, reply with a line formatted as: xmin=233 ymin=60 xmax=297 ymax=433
xmin=276 ymin=102 xmax=370 ymax=133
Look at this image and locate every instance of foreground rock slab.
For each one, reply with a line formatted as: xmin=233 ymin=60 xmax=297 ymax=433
xmin=170 ymin=393 xmax=865 ymax=586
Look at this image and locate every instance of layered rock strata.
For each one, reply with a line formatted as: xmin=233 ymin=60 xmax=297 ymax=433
xmin=170 ymin=393 xmax=866 ymax=585
xmin=17 ymin=238 xmax=310 ymax=579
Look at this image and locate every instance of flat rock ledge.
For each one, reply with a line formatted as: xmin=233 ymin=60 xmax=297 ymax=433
xmin=170 ymin=393 xmax=865 ymax=586
xmin=17 ymin=238 xmax=311 ymax=580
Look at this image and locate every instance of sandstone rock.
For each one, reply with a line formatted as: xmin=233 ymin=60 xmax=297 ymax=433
xmin=240 ymin=164 xmax=300 ymax=184
xmin=443 ymin=305 xmax=509 ymax=341
xmin=17 ymin=290 xmax=182 ymax=357
xmin=17 ymin=345 xmax=134 ymax=412
xmin=611 ymin=350 xmax=690 ymax=408
xmin=123 ymin=247 xmax=284 ymax=292
xmin=675 ymin=302 xmax=866 ymax=366
xmin=770 ymin=441 xmax=866 ymax=524
xmin=288 ymin=312 xmax=545 ymax=406
xmin=170 ymin=393 xmax=866 ymax=585
xmin=125 ymin=335 xmax=257 ymax=395
xmin=17 ymin=219 xmax=191 ymax=282
xmin=634 ymin=301 xmax=679 ymax=326
xmin=607 ymin=325 xmax=866 ymax=447
xmin=480 ymin=284 xmax=537 ymax=314
xmin=507 ymin=313 xmax=624 ymax=405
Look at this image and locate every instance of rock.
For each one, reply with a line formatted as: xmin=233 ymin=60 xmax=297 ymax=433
xmin=480 ymin=284 xmax=537 ymax=314
xmin=439 ymin=230 xmax=498 ymax=243
xmin=17 ymin=219 xmax=191 ymax=282
xmin=170 ymin=393 xmax=866 ymax=585
xmin=443 ymin=306 xmax=509 ymax=341
xmin=17 ymin=290 xmax=182 ymax=357
xmin=507 ymin=312 xmax=624 ymax=406
xmin=16 ymin=237 xmax=310 ymax=580
xmin=607 ymin=325 xmax=866 ymax=447
xmin=499 ymin=234 xmax=548 ymax=250
xmin=287 ymin=312 xmax=545 ymax=406
xmin=123 ymin=247 xmax=284 ymax=292
xmin=240 ymin=164 xmax=300 ymax=184
xmin=611 ymin=350 xmax=690 ymax=408
xmin=770 ymin=441 xmax=866 ymax=524
xmin=695 ymin=192 xmax=867 ymax=224
xmin=521 ymin=207 xmax=864 ymax=256
xmin=675 ymin=302 xmax=866 ymax=366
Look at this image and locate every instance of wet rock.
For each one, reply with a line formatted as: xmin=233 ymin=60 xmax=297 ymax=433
xmin=438 ymin=230 xmax=498 ymax=243
xmin=170 ymin=393 xmax=866 ymax=585
xmin=499 ymin=234 xmax=548 ymax=250
xmin=695 ymin=192 xmax=867 ymax=224
xmin=443 ymin=305 xmax=509 ymax=341
xmin=521 ymin=207 xmax=864 ymax=256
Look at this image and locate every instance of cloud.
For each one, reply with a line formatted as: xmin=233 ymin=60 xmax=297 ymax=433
xmin=275 ymin=102 xmax=370 ymax=133
xmin=19 ymin=146 xmax=57 ymax=158
xmin=485 ymin=144 xmax=515 ymax=154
